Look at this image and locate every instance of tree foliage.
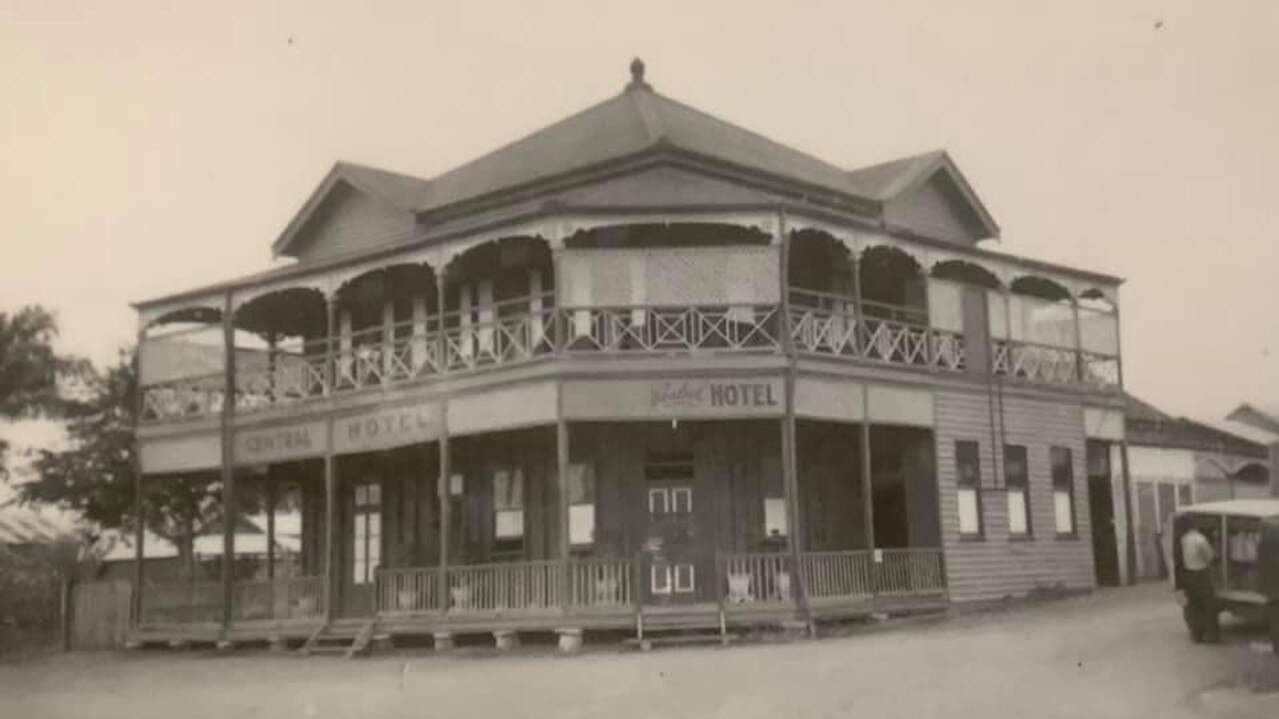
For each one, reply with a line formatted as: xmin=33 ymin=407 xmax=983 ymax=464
xmin=0 ymin=306 xmax=87 ymax=479
xmin=22 ymin=350 xmax=226 ymax=575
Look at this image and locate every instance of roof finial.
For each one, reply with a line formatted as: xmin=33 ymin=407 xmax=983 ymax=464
xmin=628 ymin=57 xmax=651 ymax=91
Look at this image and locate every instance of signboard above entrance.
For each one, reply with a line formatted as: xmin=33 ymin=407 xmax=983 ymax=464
xmin=333 ymin=401 xmax=441 ymax=455
xmin=562 ymin=377 xmax=785 ymax=420
xmin=235 ymin=420 xmax=327 ymax=466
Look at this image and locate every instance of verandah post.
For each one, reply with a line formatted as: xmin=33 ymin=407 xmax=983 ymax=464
xmin=776 ymin=210 xmax=811 ymax=628
xmin=219 ymin=290 xmax=237 ymax=637
xmin=556 ymin=400 xmax=570 ymax=614
xmin=436 ymin=276 xmax=451 ymax=614
xmin=322 ymin=297 xmax=338 ymax=621
xmin=131 ymin=326 xmax=146 ymax=628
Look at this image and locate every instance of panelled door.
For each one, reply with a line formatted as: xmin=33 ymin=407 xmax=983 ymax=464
xmin=642 ymin=451 xmax=702 ymax=605
xmin=341 ymin=479 xmax=381 ymax=617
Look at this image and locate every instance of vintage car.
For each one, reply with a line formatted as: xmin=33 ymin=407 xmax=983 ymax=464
xmin=1171 ymin=499 xmax=1279 ymax=651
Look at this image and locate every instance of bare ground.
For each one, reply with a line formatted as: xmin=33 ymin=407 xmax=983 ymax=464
xmin=3 ymin=583 xmax=1276 ymax=719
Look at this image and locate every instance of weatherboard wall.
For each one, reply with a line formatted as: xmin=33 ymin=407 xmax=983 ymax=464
xmin=935 ymin=386 xmax=1096 ymax=603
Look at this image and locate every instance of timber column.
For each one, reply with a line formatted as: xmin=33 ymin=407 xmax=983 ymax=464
xmin=775 ymin=210 xmax=810 ymax=629
xmin=322 ymin=297 xmax=338 ymax=620
xmin=131 ymin=326 xmax=146 ymax=631
xmin=219 ymin=290 xmax=237 ymax=641
xmin=435 ymin=274 xmax=453 ymax=626
xmin=850 ymin=246 xmax=875 ymax=553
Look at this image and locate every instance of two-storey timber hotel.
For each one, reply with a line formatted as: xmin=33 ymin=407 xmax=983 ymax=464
xmin=131 ymin=61 xmax=1129 ymax=649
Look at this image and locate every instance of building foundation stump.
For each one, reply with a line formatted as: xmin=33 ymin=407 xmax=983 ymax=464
xmin=493 ymin=629 xmax=519 ymax=652
xmin=432 ymin=632 xmax=455 ymax=651
xmin=557 ymin=627 xmax=583 ymax=653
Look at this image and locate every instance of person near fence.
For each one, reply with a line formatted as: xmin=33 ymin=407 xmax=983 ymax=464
xmin=1179 ymin=524 xmax=1219 ymax=644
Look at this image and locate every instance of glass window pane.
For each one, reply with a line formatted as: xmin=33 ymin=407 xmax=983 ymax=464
xmin=956 ymin=441 xmax=981 ymax=488
xmin=368 ymin=513 xmax=380 ymax=538
xmin=1008 ymin=490 xmax=1028 ymax=535
xmin=492 ymin=469 xmax=511 ymax=509
xmin=510 ymin=469 xmax=523 ymax=507
xmin=570 ymin=504 xmax=595 ymax=545
xmin=1004 ymin=445 xmax=1028 ymax=489
xmin=354 ymin=485 xmax=367 ymax=506
xmin=353 ymin=559 xmax=366 ymax=585
xmin=648 ymin=488 xmax=667 ymax=515
xmin=367 ymin=482 xmax=380 ymax=505
xmin=651 ymin=565 xmax=671 ymax=594
xmin=568 ymin=463 xmax=596 ymax=504
xmin=1051 ymin=447 xmax=1073 ymax=489
xmin=764 ymin=497 xmax=788 ymax=538
xmin=673 ymin=488 xmax=692 ymax=514
xmin=958 ymin=489 xmax=981 ymax=535
xmin=495 ymin=509 xmax=524 ymax=539
xmin=1054 ymin=490 xmax=1074 ymax=534
xmin=674 ymin=565 xmax=695 ymax=593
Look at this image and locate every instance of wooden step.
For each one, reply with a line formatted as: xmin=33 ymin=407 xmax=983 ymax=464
xmin=625 ymin=633 xmax=739 ymax=650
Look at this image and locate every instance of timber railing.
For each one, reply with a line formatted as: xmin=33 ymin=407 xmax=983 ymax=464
xmin=141 ymin=288 xmax=1120 ymax=422
xmin=230 ymin=576 xmax=325 ymax=622
xmin=722 ymin=548 xmax=947 ymax=608
xmin=137 ymin=581 xmax=224 ymax=626
xmin=137 ymin=551 xmax=945 ymax=629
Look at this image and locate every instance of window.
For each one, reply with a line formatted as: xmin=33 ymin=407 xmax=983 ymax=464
xmin=492 ymin=468 xmax=525 ymax=543
xmin=673 ymin=564 xmax=695 ymax=593
xmin=352 ymin=481 xmax=381 ymax=585
xmin=955 ymin=440 xmax=983 ymax=536
xmin=650 ymin=565 xmax=671 ymax=594
xmin=567 ymin=462 xmax=596 ymax=546
xmin=764 ymin=498 xmax=788 ymax=538
xmin=1051 ymin=447 xmax=1075 ymax=535
xmin=1177 ymin=484 xmax=1192 ymax=508
xmin=1005 ymin=445 xmax=1031 ymax=536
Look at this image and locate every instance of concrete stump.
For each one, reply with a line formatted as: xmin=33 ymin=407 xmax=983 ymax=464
xmin=557 ymin=627 xmax=583 ymax=653
xmin=432 ymin=632 xmax=455 ymax=651
xmin=268 ymin=635 xmax=288 ymax=653
xmin=372 ymin=633 xmax=393 ymax=652
xmin=215 ymin=639 xmax=234 ymax=651
xmin=493 ymin=630 xmax=519 ymax=652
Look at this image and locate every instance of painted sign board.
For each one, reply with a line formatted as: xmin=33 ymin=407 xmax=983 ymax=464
xmin=562 ymin=376 xmax=785 ymax=420
xmin=234 ymin=420 xmax=327 ymax=466
xmin=139 ymin=432 xmax=221 ymax=474
xmin=333 ymin=401 xmax=441 ymax=455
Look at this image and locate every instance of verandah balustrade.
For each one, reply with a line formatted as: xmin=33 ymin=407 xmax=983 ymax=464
xmin=140 ymin=291 xmax=1120 ymax=421
xmin=135 ymin=550 xmax=944 ymax=628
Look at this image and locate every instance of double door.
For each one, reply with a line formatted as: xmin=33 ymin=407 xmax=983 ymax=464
xmin=642 ymin=451 xmax=707 ymax=606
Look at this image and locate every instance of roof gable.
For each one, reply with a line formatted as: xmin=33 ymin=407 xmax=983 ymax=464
xmin=275 ymin=164 xmax=419 ymax=261
xmin=848 ymin=150 xmax=999 ymax=244
xmin=272 ymin=63 xmax=1005 ymax=256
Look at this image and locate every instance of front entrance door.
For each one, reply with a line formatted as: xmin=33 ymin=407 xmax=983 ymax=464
xmin=642 ymin=451 xmax=701 ymax=605
xmin=1086 ymin=441 xmax=1120 ymax=586
xmin=341 ymin=479 xmax=381 ymax=617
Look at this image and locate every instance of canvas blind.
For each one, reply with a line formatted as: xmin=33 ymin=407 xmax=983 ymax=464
xmin=558 ymin=247 xmax=779 ymax=308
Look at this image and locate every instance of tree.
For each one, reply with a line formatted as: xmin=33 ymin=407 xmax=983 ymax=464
xmin=0 ymin=306 xmax=86 ymax=479
xmin=21 ymin=350 xmax=226 ymax=578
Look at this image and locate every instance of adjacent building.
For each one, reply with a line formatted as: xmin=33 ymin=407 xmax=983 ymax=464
xmin=129 ymin=62 xmax=1127 ymax=646
xmin=1123 ymin=395 xmax=1271 ymax=581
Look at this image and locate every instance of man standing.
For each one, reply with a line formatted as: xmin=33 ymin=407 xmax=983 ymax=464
xmin=1180 ymin=524 xmax=1219 ymax=643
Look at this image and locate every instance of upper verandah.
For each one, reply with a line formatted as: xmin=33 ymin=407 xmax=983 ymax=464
xmin=136 ymin=59 xmax=1118 ymax=316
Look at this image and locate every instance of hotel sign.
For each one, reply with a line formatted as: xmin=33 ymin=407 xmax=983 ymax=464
xmin=235 ymin=420 xmax=327 ymax=465
xmin=649 ymin=380 xmax=780 ymax=411
xmin=333 ymin=401 xmax=440 ymax=455
xmin=563 ymin=376 xmax=785 ymax=420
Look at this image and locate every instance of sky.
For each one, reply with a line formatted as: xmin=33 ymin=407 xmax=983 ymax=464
xmin=2 ymin=0 xmax=1278 ymax=453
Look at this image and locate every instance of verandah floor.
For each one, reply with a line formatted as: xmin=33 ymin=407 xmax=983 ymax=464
xmin=127 ymin=594 xmax=949 ymax=648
